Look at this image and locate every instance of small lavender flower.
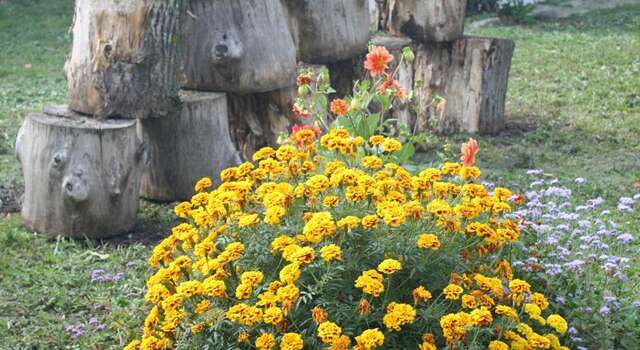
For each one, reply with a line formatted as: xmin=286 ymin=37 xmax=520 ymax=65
xmin=65 ymin=323 xmax=86 ymax=338
xmin=617 ymin=233 xmax=634 ymax=244
xmin=599 ymin=305 xmax=610 ymax=316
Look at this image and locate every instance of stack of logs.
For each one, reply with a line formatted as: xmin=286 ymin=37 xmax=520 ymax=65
xmin=16 ymin=0 xmax=514 ymax=238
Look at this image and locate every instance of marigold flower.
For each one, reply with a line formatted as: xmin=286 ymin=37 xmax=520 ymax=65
xmin=417 ymin=234 xmax=441 ymax=250
xmin=355 ymin=269 xmax=385 ymax=297
xmin=547 ymin=314 xmax=568 ymax=334
xmin=413 ymin=286 xmax=432 ymax=304
xmin=355 ymin=328 xmax=385 ymax=349
xmin=358 ymin=298 xmax=372 ymax=315
xmin=318 ymin=321 xmax=342 ymax=344
xmin=443 ymin=284 xmax=464 ymax=300
xmin=320 ymin=244 xmax=342 ymax=262
xmin=280 ymin=332 xmax=304 ymax=350
xmin=255 ymin=333 xmax=276 ymax=350
xmin=364 ymin=46 xmax=393 ymax=77
xmin=377 ymin=258 xmax=402 ymax=275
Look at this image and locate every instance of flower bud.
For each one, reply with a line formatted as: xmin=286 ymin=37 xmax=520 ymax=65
xmin=402 ymin=47 xmax=415 ymax=62
xmin=298 ymin=85 xmax=310 ymax=97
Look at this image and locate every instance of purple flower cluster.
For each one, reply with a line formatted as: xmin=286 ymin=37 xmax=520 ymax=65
xmin=510 ymin=170 xmax=639 ymax=346
xmin=90 ymin=269 xmax=125 ymax=283
xmin=65 ymin=317 xmax=108 ymax=339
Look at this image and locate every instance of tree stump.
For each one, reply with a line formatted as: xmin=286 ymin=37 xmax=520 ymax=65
xmin=65 ymin=0 xmax=186 ymax=119
xmin=282 ymin=0 xmax=370 ymax=64
xmin=227 ymin=65 xmax=326 ymax=160
xmin=16 ymin=108 xmax=145 ymax=238
xmin=329 ymin=35 xmax=515 ymax=135
xmin=180 ymin=0 xmax=297 ymax=93
xmin=417 ymin=36 xmax=515 ymax=134
xmin=138 ymin=90 xmax=241 ymax=202
xmin=382 ymin=0 xmax=467 ymax=43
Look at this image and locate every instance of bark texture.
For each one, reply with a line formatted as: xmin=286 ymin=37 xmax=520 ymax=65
xmin=65 ymin=0 xmax=186 ymax=119
xmin=282 ymin=0 xmax=370 ymax=64
xmin=181 ymin=0 xmax=297 ymax=93
xmin=225 ymin=64 xmax=327 ymax=160
xmin=381 ymin=0 xmax=467 ymax=43
xmin=138 ymin=90 xmax=241 ymax=202
xmin=330 ymin=36 xmax=515 ymax=135
xmin=16 ymin=108 xmax=144 ymax=238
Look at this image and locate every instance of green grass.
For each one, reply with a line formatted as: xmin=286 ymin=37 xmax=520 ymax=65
xmin=0 ymin=0 xmax=639 ymax=348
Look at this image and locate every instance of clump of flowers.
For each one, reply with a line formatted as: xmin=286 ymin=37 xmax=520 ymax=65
xmin=125 ymin=47 xmax=571 ymax=349
xmin=125 ymin=131 xmax=570 ymax=349
xmin=512 ymin=171 xmax=640 ymax=349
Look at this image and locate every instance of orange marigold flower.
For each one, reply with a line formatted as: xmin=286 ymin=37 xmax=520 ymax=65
xmin=296 ymin=73 xmax=312 ymax=86
xmin=330 ymin=99 xmax=349 ymax=116
xmin=460 ymin=138 xmax=479 ymax=166
xmin=364 ymin=46 xmax=393 ymax=77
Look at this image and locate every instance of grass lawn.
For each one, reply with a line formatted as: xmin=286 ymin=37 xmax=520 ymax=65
xmin=0 ymin=0 xmax=639 ymax=348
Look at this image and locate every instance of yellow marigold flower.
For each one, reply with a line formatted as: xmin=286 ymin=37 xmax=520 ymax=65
xmin=369 ymin=135 xmax=385 ymax=146
xmin=306 ymin=175 xmax=330 ymax=193
xmin=176 ymin=280 xmax=201 ymax=297
xmin=412 ymin=286 xmax=432 ymax=304
xmin=509 ymin=279 xmax=531 ymax=295
xmin=443 ymin=284 xmax=464 ymax=300
xmin=318 ymin=321 xmax=342 ymax=344
xmin=311 ymin=306 xmax=328 ymax=324
xmin=527 ymin=332 xmax=551 ymax=349
xmin=470 ymin=307 xmax=493 ymax=326
xmin=264 ymin=206 xmax=286 ymax=225
xmin=441 ymin=162 xmax=461 ymax=175
xmin=280 ymin=332 xmax=304 ymax=350
xmin=461 ymin=294 xmax=477 ymax=309
xmin=124 ymin=340 xmax=140 ymax=350
xmin=492 ymin=201 xmax=512 ymax=214
xmin=194 ymin=177 xmax=213 ymax=193
xmin=277 ymin=284 xmax=300 ymax=311
xmin=377 ymin=258 xmax=402 ymax=275
xmin=235 ymin=283 xmax=254 ymax=299
xmin=382 ymin=302 xmax=416 ymax=331
xmin=382 ymin=138 xmax=402 ymax=152
xmin=524 ymin=303 xmax=542 ymax=318
xmin=361 ymin=214 xmax=379 ymax=229
xmin=195 ymin=299 xmax=210 ymax=314
xmin=291 ymin=246 xmax=315 ymax=264
xmin=529 ymin=293 xmax=549 ymax=310
xmin=320 ymin=244 xmax=342 ymax=262
xmin=417 ymin=234 xmax=441 ymax=250
xmin=362 ymin=155 xmax=383 ymax=169
xmin=440 ymin=312 xmax=471 ymax=343
xmin=303 ymin=211 xmax=336 ymax=243
xmin=493 ymin=187 xmax=513 ymax=201
xmin=279 ymin=263 xmax=301 ymax=284
xmin=355 ymin=269 xmax=385 ymax=297
xmin=276 ymin=145 xmax=296 ymax=161
xmin=201 ymin=277 xmax=226 ymax=298
xmin=174 ymin=201 xmax=192 ymax=219
xmin=545 ymin=334 xmax=561 ymax=349
xmin=337 ymin=215 xmax=360 ymax=231
xmin=495 ymin=305 xmax=519 ymax=320
xmin=355 ymin=328 xmax=385 ymax=350
xmin=253 ymin=147 xmax=276 ymax=161
xmin=330 ymin=335 xmax=351 ymax=350
xmin=238 ymin=213 xmax=260 ymax=228
xmin=219 ymin=242 xmax=245 ymax=262
xmin=263 ymin=306 xmax=284 ymax=325
xmin=488 ymin=340 xmax=509 ymax=350
xmin=240 ymin=271 xmax=264 ymax=287
xmin=322 ymin=195 xmax=339 ymax=207
xmin=237 ymin=331 xmax=249 ymax=343
xmin=255 ymin=333 xmax=276 ymax=350
xmin=460 ymin=166 xmax=481 ymax=180
xmin=220 ymin=167 xmax=238 ymax=182
xmin=144 ymin=284 xmax=170 ymax=304
xmin=345 ymin=185 xmax=367 ymax=202
xmin=271 ymin=235 xmax=295 ymax=254
xmin=547 ymin=314 xmax=568 ymax=334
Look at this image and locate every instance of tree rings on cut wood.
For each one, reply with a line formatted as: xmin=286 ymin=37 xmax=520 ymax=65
xmin=138 ymin=90 xmax=241 ymax=202
xmin=181 ymin=0 xmax=297 ymax=93
xmin=16 ymin=107 xmax=145 ymax=238
xmin=383 ymin=0 xmax=467 ymax=43
xmin=65 ymin=0 xmax=186 ymax=119
xmin=282 ymin=0 xmax=371 ymax=64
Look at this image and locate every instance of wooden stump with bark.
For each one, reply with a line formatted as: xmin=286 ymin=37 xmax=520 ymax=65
xmin=65 ymin=0 xmax=186 ymax=119
xmin=329 ymin=35 xmax=514 ymax=135
xmin=16 ymin=107 xmax=145 ymax=238
xmin=181 ymin=0 xmax=297 ymax=93
xmin=138 ymin=90 xmax=241 ymax=202
xmin=381 ymin=0 xmax=467 ymax=43
xmin=282 ymin=0 xmax=370 ymax=64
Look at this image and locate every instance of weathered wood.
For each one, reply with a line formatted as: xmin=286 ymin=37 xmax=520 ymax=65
xmin=65 ymin=0 xmax=186 ymax=119
xmin=180 ymin=0 xmax=297 ymax=93
xmin=382 ymin=0 xmax=467 ymax=43
xmin=138 ymin=90 xmax=241 ymax=202
xmin=417 ymin=36 xmax=515 ymax=134
xmin=329 ymin=36 xmax=514 ymax=135
xmin=282 ymin=0 xmax=370 ymax=64
xmin=15 ymin=109 xmax=144 ymax=238
xmin=227 ymin=65 xmax=326 ymax=160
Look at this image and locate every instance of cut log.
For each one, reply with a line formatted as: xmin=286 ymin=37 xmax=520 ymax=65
xmin=15 ymin=108 xmax=144 ymax=238
xmin=282 ymin=0 xmax=370 ymax=64
xmin=416 ymin=36 xmax=515 ymax=134
xmin=138 ymin=90 xmax=241 ymax=202
xmin=329 ymin=36 xmax=515 ymax=135
xmin=65 ymin=0 xmax=186 ymax=119
xmin=382 ymin=0 xmax=467 ymax=43
xmin=181 ymin=0 xmax=297 ymax=93
xmin=227 ymin=64 xmax=326 ymax=160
